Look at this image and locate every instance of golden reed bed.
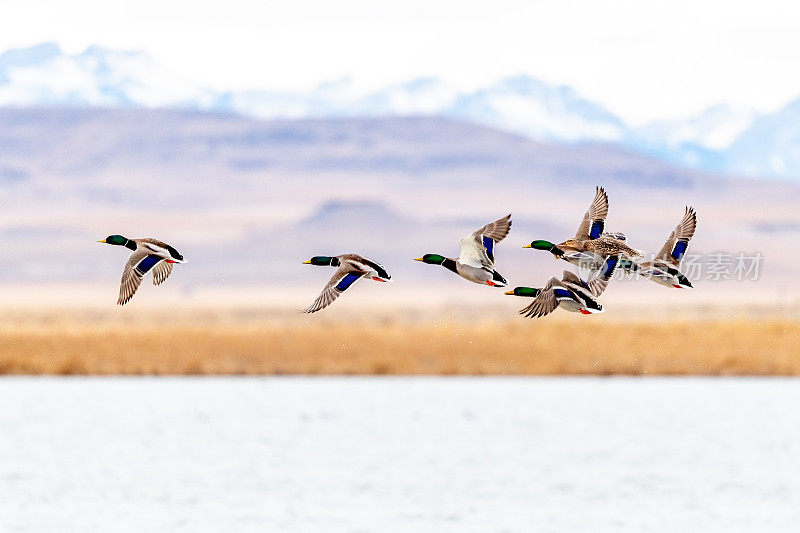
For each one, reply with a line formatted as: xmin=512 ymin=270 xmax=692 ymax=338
xmin=0 ymin=306 xmax=797 ymax=375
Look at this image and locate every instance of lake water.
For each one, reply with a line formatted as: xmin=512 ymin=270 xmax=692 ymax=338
xmin=1 ymin=377 xmax=798 ymax=532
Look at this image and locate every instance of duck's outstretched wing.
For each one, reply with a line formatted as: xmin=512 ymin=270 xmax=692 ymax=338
xmin=575 ymin=187 xmax=609 ymax=241
xmin=561 ymin=270 xmax=590 ymax=289
xmin=118 ymin=251 xmax=165 ymax=305
xmin=458 ymin=214 xmax=512 ymax=268
xmin=303 ymin=267 xmax=365 ymax=313
xmin=152 ymin=261 xmax=174 ymax=286
xmin=656 ymin=207 xmax=697 ymax=266
xmin=520 ymin=277 xmax=560 ymax=318
xmin=476 ymin=214 xmax=512 ymax=243
xmin=587 ymin=255 xmax=620 ymax=297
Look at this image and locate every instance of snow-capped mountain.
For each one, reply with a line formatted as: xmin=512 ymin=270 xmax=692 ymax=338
xmin=721 ymin=97 xmax=800 ymax=177
xmin=356 ymin=78 xmax=460 ymax=116
xmin=0 ymin=42 xmax=214 ymax=108
xmin=0 ymin=44 xmax=630 ymax=145
xmin=630 ymin=104 xmax=756 ymax=171
xmin=2 ymin=43 xmax=800 ymax=180
xmin=214 ymin=74 xmax=623 ymax=144
xmin=449 ymin=75 xmax=627 ymax=143
xmin=635 ymin=104 xmax=756 ymax=152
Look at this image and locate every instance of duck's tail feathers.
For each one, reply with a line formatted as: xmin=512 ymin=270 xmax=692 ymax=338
xmin=676 ymin=273 xmax=694 ymax=289
xmin=490 ymin=270 xmax=508 ymax=287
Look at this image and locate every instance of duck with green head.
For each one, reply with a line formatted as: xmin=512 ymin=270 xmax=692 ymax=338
xmin=414 ymin=214 xmax=511 ymax=287
xmin=301 ymin=253 xmax=391 ymax=313
xmin=98 ymin=235 xmax=186 ymax=305
xmin=505 ymin=270 xmax=605 ymax=318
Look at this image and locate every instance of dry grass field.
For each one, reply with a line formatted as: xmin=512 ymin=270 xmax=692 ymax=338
xmin=0 ymin=304 xmax=797 ymax=376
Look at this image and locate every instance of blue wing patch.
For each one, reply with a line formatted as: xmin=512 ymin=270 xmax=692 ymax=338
xmin=589 ymin=221 xmax=604 ymax=239
xmin=482 ymin=235 xmax=495 ymax=262
xmin=672 ymin=241 xmax=688 ymax=261
xmin=137 ymin=255 xmax=162 ymax=274
xmin=335 ymin=273 xmax=361 ymax=291
xmin=554 ymin=288 xmax=572 ymax=299
xmin=602 ymin=256 xmax=619 ymax=278
xmin=603 ymin=231 xmax=626 ymax=241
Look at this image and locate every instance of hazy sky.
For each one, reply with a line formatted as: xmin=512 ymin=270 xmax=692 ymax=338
xmin=3 ymin=0 xmax=800 ymax=124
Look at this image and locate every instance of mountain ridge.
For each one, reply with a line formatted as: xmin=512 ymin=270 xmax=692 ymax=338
xmin=0 ymin=106 xmax=798 ymax=288
xmin=2 ymin=42 xmax=800 ymax=179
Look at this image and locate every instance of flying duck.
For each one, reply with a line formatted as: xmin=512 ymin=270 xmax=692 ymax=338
xmin=622 ymin=207 xmax=697 ymax=288
xmin=414 ymin=214 xmax=512 ymax=287
xmin=98 ymin=235 xmax=186 ymax=305
xmin=302 ymin=254 xmax=391 ymax=313
xmin=505 ymin=265 xmax=619 ymax=318
xmin=530 ymin=187 xmax=643 ymax=261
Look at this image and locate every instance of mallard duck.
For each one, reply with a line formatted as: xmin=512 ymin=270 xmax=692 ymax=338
xmin=524 ymin=239 xmax=605 ymax=270
xmin=550 ymin=187 xmax=643 ymax=259
xmin=622 ymin=207 xmax=697 ymax=289
xmin=505 ymin=270 xmax=608 ymax=318
xmin=302 ymin=254 xmax=391 ymax=313
xmin=414 ymin=214 xmax=511 ymax=287
xmin=98 ymin=235 xmax=186 ymax=305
